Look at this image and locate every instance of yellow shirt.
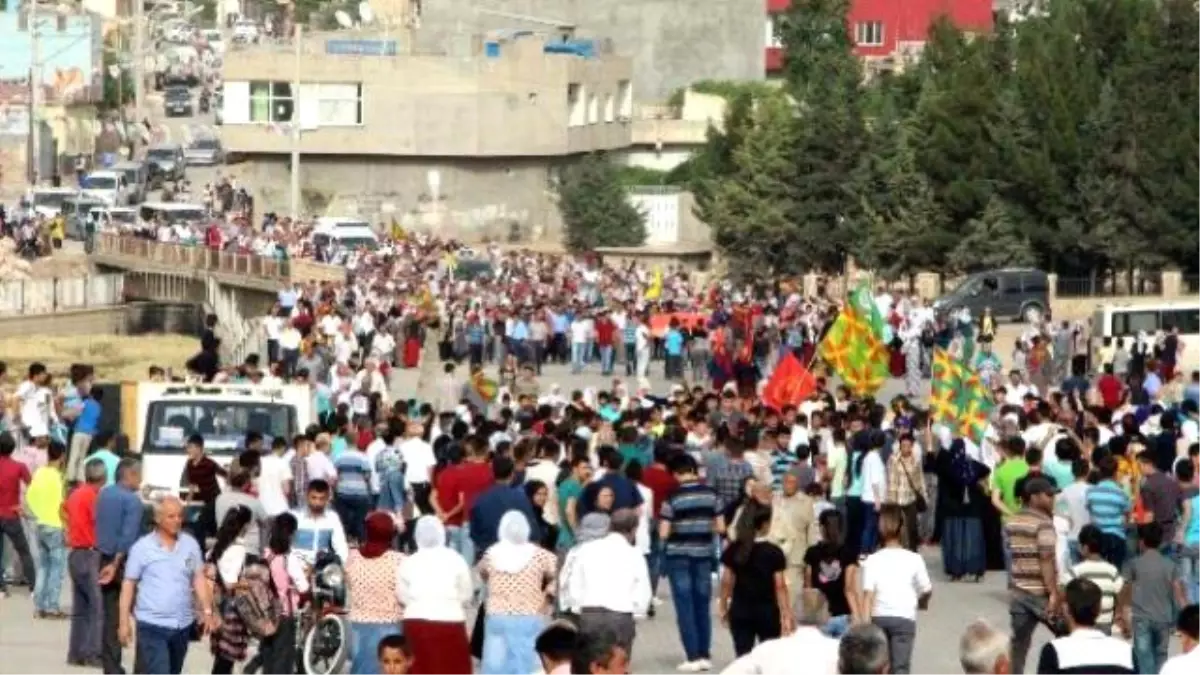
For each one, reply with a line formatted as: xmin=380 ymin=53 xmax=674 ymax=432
xmin=25 ymin=466 xmax=64 ymax=528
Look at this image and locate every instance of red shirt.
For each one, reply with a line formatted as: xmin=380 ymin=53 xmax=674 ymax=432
xmin=64 ymin=483 xmax=102 ymax=549
xmin=641 ymin=464 xmax=679 ymax=518
xmin=456 ymin=461 xmax=496 ymax=521
xmin=595 ymin=319 xmax=616 ymax=347
xmin=0 ymin=456 xmax=32 ymax=519
xmin=1097 ymin=374 xmax=1124 ymax=409
xmin=434 ymin=465 xmax=465 ymax=526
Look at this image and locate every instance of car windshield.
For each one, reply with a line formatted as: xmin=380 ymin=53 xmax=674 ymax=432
xmin=162 ymin=207 xmax=207 ymax=222
xmin=31 ymin=192 xmax=70 ymax=209
xmin=84 ymin=176 xmax=116 ymax=190
xmin=110 ymin=211 xmax=137 ymax=224
xmin=144 ymin=400 xmax=294 ymax=453
xmin=335 ymin=236 xmax=378 ymax=250
xmin=191 ymin=139 xmax=219 ymax=150
xmin=148 ymin=149 xmax=178 ymax=160
xmin=166 ymin=89 xmax=189 ymax=98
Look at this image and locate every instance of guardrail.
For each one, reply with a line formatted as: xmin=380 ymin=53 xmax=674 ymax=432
xmin=93 ymin=233 xmax=346 ymax=285
xmin=0 ymin=274 xmax=125 ymax=315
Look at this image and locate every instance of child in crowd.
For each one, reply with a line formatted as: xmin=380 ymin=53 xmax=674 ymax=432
xmin=1065 ymin=525 xmax=1123 ymax=636
xmin=377 ymin=635 xmax=412 ymax=675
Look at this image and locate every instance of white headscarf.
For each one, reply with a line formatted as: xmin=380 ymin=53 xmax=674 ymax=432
xmin=414 ymin=515 xmax=446 ymax=551
xmin=488 ymin=510 xmax=536 ymax=574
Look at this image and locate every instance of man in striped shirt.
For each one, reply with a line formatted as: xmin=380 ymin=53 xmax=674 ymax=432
xmin=660 ymin=454 xmax=726 ymax=672
xmin=1005 ymin=475 xmax=1065 ymax=674
xmin=1085 ymin=455 xmax=1131 ymax=568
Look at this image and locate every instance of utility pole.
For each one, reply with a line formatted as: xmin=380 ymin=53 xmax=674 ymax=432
xmin=289 ymin=23 xmax=302 ymax=221
xmin=133 ymin=0 xmax=146 ymax=123
xmin=28 ymin=0 xmax=42 ymax=185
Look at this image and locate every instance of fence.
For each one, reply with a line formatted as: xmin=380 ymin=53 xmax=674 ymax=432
xmin=0 ymin=274 xmax=125 ymax=315
xmin=93 ymin=234 xmax=346 ymax=285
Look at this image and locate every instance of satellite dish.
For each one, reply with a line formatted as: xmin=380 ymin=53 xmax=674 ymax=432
xmin=358 ymin=2 xmax=375 ymax=24
xmin=334 ymin=10 xmax=353 ymax=29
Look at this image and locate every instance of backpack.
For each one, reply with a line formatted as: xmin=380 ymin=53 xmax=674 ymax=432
xmin=231 ymin=557 xmax=282 ymax=638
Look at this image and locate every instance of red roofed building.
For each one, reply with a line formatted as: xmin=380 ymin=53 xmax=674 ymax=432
xmin=765 ymin=0 xmax=994 ymax=74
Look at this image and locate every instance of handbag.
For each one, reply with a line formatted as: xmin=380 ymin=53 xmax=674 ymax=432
xmin=898 ymin=458 xmax=928 ymax=513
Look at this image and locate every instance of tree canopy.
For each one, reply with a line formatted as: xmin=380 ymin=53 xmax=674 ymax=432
xmin=559 ymin=154 xmax=648 ymax=252
xmin=685 ymin=0 xmax=1199 ymax=280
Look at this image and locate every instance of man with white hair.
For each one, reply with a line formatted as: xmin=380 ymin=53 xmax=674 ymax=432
xmin=959 ymin=619 xmax=1011 ymax=674
xmin=720 ymin=589 xmax=840 ymax=674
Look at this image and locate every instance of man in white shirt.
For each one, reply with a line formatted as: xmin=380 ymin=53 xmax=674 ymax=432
xmin=1003 ymin=370 xmax=1038 ymax=406
xmin=15 ymin=363 xmax=55 ymax=443
xmin=292 ymin=479 xmax=349 ymax=565
xmin=565 ymin=509 xmax=649 ymax=654
xmin=398 ymin=421 xmax=436 ymax=515
xmin=570 ymin=314 xmax=592 ymax=374
xmin=720 ymin=589 xmax=840 ymax=675
xmin=257 ymin=437 xmax=294 ymax=517
xmin=1160 ymin=605 xmax=1199 ymax=675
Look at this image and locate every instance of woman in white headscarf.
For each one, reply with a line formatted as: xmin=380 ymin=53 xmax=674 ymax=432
xmin=397 ymin=516 xmax=473 ymax=674
xmin=478 ymin=510 xmax=559 ymax=674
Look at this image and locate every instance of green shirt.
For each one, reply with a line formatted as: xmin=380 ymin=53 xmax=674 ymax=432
xmin=993 ymin=458 xmax=1030 ymax=518
xmin=556 ymin=477 xmax=584 ymax=549
xmin=1043 ymin=458 xmax=1074 ymax=491
xmin=618 ymin=439 xmax=653 ymax=471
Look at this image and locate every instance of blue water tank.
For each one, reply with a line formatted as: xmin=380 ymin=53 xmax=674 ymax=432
xmin=485 ymin=41 xmax=500 ymax=58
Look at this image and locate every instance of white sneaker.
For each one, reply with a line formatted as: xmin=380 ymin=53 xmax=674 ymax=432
xmin=677 ymin=661 xmax=703 ymax=673
xmin=695 ymin=659 xmax=713 ymax=671
xmin=651 ymin=597 xmax=664 ymax=607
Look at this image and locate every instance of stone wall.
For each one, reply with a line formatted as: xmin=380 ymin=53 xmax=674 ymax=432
xmin=0 ymin=301 xmax=203 ymax=339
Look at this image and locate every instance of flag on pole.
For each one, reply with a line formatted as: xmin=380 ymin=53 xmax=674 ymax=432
xmin=817 ymin=283 xmax=890 ymax=396
xmin=644 ymin=267 xmax=663 ymax=301
xmin=930 ymin=348 xmax=994 ymax=445
xmin=762 ymin=351 xmax=818 ymax=410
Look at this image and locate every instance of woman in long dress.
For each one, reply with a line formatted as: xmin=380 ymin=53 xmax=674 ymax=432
xmin=935 ymin=438 xmax=991 ymax=581
xmin=398 ymin=517 xmax=474 ymax=674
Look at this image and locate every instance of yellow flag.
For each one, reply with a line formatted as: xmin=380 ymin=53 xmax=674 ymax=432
xmin=390 ymin=218 xmax=405 ymax=241
xmin=644 ymin=267 xmax=663 ymax=301
xmin=444 ymin=251 xmax=458 ymax=274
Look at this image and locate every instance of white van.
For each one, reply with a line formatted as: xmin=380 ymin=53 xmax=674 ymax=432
xmin=312 ymin=216 xmax=379 ymax=251
xmin=1091 ymin=301 xmax=1200 ymax=362
xmin=21 ymin=186 xmax=79 ymax=219
xmin=139 ymin=201 xmax=209 ymax=224
xmin=134 ymin=382 xmax=314 ymax=498
xmin=81 ymin=170 xmax=131 ymax=206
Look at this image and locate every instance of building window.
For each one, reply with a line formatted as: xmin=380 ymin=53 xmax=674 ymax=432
xmin=587 ymin=93 xmax=599 ymax=124
xmin=765 ymin=15 xmax=782 ymax=48
xmin=315 ymin=83 xmax=363 ymax=126
xmin=604 ymin=94 xmax=615 ymax=122
xmin=617 ymin=80 xmax=632 ymax=120
xmin=249 ymin=81 xmax=293 ymax=123
xmin=568 ymin=83 xmax=585 ymax=127
xmin=855 ymin=21 xmax=884 ymax=47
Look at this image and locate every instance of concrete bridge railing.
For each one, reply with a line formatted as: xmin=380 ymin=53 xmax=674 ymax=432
xmin=92 ymin=234 xmax=347 ymax=290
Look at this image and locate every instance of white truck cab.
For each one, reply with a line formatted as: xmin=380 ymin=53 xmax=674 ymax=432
xmin=81 ymin=170 xmax=130 ymax=206
xmin=133 ymin=382 xmax=314 ymax=498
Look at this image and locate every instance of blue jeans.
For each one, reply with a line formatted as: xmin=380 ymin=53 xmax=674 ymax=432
xmin=350 ymin=621 xmax=400 ymax=674
xmin=1132 ymin=619 xmax=1171 ymax=674
xmin=665 ymin=556 xmax=713 ymax=661
xmin=34 ymin=525 xmax=66 ymax=613
xmin=134 ymin=622 xmax=190 ymax=674
xmin=571 ymin=342 xmax=587 ymax=373
xmin=599 ymin=345 xmax=615 ymax=374
xmin=481 ymin=614 xmax=545 ymax=675
xmin=860 ymin=505 xmax=880 ymax=555
xmin=1180 ymin=545 xmax=1199 ymax=605
xmin=446 ymin=524 xmax=475 ymax=567
xmin=824 ymin=614 xmax=851 ymax=638
xmin=646 ymin=523 xmax=662 ymax=594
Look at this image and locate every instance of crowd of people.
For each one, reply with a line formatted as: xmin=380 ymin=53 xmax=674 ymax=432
xmin=1 ymin=221 xmax=1199 ymax=675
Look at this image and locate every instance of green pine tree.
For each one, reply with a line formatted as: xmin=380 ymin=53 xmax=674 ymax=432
xmin=557 ymin=154 xmax=647 ymax=252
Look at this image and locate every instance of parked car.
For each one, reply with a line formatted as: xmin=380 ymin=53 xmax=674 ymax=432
xmin=163 ymin=86 xmax=193 ymax=117
xmin=184 ymin=137 xmax=223 ymax=166
xmin=111 ymin=160 xmax=149 ymax=204
xmin=932 ymin=268 xmax=1051 ymax=323
xmin=232 ymin=19 xmax=259 ymax=42
xmin=146 ymin=143 xmax=187 ymax=182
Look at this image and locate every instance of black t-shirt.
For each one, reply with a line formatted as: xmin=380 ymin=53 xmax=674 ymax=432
xmin=803 ymin=541 xmax=857 ymax=618
xmin=720 ymin=540 xmax=786 ymax=616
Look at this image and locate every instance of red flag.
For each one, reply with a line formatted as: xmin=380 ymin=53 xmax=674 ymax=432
xmin=762 ymin=352 xmax=817 ymax=411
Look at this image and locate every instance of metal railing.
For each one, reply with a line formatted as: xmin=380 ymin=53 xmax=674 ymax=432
xmin=93 ymin=234 xmax=346 ymax=285
xmin=0 ymin=274 xmax=125 ymax=315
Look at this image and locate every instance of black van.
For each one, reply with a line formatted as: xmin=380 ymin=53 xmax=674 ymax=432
xmin=932 ymin=268 xmax=1050 ymax=323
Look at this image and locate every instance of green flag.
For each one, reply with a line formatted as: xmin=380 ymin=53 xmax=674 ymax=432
xmin=848 ymin=283 xmax=887 ymax=341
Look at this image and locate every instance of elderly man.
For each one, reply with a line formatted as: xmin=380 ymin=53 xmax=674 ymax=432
xmin=838 ymin=623 xmax=891 ymax=675
xmin=772 ymin=472 xmax=816 ymax=593
xmin=65 ymin=458 xmax=109 ymax=668
xmin=569 ymin=508 xmax=651 ymax=654
xmin=959 ymin=619 xmax=1011 ymax=674
xmin=118 ymin=496 xmax=217 ymax=675
xmin=720 ymin=589 xmax=840 ymax=675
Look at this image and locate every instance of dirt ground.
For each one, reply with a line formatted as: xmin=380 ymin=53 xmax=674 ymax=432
xmin=0 ymin=334 xmax=198 ymax=383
